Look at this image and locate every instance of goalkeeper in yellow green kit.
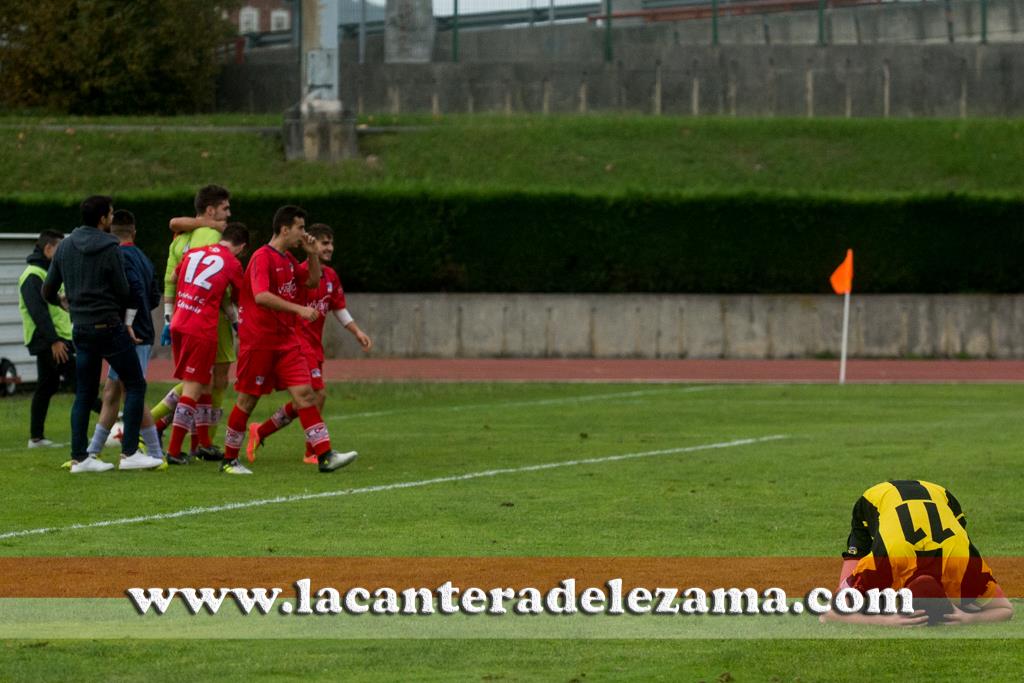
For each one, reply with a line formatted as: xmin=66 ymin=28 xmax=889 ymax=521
xmin=151 ymin=185 xmax=238 ymax=459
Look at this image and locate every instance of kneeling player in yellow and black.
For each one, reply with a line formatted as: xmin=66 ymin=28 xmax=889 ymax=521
xmin=821 ymin=480 xmax=1012 ymax=626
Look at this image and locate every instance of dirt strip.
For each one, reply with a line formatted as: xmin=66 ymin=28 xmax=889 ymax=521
xmin=2 ymin=557 xmax=1022 ymax=598
xmin=142 ymin=359 xmax=1024 ymax=384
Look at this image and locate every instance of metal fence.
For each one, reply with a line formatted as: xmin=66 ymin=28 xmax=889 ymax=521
xmin=329 ymin=0 xmax=1016 ymax=64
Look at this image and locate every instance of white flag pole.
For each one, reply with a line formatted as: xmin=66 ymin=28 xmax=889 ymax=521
xmin=839 ymin=290 xmax=851 ymax=385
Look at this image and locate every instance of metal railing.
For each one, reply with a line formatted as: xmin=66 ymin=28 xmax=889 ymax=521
xmin=237 ymin=0 xmax=1012 ymax=66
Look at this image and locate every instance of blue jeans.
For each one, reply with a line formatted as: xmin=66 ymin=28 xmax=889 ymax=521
xmin=107 ymin=344 xmax=152 ymax=381
xmin=71 ymin=322 xmax=146 ymax=460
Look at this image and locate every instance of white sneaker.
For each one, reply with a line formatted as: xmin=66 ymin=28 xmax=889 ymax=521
xmin=105 ymin=421 xmax=124 ymax=448
xmin=70 ymin=455 xmax=115 ymax=473
xmin=119 ymin=451 xmax=165 ymax=471
xmin=220 ymin=459 xmax=253 ymax=475
xmin=318 ymin=450 xmax=358 ymax=472
xmin=28 ymin=438 xmax=62 ymax=449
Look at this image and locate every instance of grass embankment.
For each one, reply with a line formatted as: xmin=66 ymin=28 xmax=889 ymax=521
xmin=3 ymin=114 xmax=1024 ymax=198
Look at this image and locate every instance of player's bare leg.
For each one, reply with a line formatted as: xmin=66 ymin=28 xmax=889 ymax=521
xmin=85 ymin=379 xmax=123 ymax=457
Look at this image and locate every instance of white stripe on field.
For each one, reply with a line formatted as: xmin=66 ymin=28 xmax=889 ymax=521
xmin=0 ymin=434 xmax=787 ymax=541
xmin=325 ymin=386 xmax=716 ymax=421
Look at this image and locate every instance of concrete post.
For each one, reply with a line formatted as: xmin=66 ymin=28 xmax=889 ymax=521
xmin=285 ymin=1 xmax=357 ymax=164
xmin=385 ymin=0 xmax=435 ymax=63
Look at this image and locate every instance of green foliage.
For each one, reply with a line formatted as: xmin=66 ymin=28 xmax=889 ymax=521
xmin=1 ymin=190 xmax=1021 ymax=294
xmin=0 ymin=0 xmax=237 ymax=114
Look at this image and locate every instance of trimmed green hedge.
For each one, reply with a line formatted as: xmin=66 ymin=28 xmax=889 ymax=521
xmin=2 ymin=191 xmax=1022 ymax=293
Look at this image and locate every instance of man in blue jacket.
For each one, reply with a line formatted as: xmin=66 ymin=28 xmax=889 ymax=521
xmin=85 ymin=210 xmax=163 ymax=459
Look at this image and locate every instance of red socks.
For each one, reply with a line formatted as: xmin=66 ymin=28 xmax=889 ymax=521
xmin=257 ymin=402 xmax=299 ymax=441
xmin=224 ymin=405 xmax=250 ymax=460
xmin=195 ymin=393 xmax=213 ymax=449
xmin=297 ymin=405 xmax=331 ymax=456
xmin=168 ymin=396 xmax=197 ymax=457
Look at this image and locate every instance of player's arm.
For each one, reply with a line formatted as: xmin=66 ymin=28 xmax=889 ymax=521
xmin=332 ymin=309 xmax=372 ymax=352
xmin=219 ymin=288 xmax=239 ymax=329
xmin=253 ymin=291 xmax=319 ymax=322
xmin=818 ymin=559 xmax=929 ymax=626
xmin=943 ymin=584 xmax=1014 ymax=625
xmin=169 ymin=216 xmax=226 ymax=234
xmin=300 ymin=235 xmax=321 ymax=287
xmin=818 ymin=498 xmax=920 ymax=624
xmin=161 ymin=249 xmax=185 ymax=344
xmin=122 ymin=253 xmax=149 ymax=343
xmin=249 ymin=250 xmax=318 ymax=321
xmin=328 ymin=277 xmax=371 ymax=351
xmin=221 ymin=264 xmax=244 ymax=330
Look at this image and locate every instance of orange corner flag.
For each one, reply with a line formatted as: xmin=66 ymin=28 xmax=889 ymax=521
xmin=830 ymin=249 xmax=854 ymax=295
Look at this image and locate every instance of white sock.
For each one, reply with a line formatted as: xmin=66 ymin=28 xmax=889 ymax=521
xmin=88 ymin=425 xmax=110 ymax=455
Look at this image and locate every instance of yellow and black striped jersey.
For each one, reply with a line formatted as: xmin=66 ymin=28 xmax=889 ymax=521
xmin=842 ymin=480 xmax=998 ymax=602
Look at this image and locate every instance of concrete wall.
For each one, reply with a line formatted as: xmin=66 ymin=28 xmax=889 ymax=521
xmin=322 ymin=293 xmax=1024 ymax=359
xmin=341 ymin=43 xmax=1024 ymax=116
xmin=0 ymin=235 xmax=40 ymax=385
xmin=217 ymin=59 xmax=301 ymax=113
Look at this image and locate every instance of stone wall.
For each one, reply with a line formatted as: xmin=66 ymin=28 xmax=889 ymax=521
xmin=322 ymin=293 xmax=1024 ymax=359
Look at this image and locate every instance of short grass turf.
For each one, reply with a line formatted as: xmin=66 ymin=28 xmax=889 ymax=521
xmin=6 ymin=115 xmax=1024 ymax=198
xmin=0 ymin=381 xmax=1022 ymax=680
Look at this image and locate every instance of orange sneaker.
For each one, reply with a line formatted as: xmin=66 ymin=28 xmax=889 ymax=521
xmin=302 ymin=453 xmax=318 ymax=465
xmin=245 ymin=423 xmax=262 ymax=463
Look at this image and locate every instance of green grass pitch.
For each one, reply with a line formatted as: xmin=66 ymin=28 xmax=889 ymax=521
xmin=0 ymin=381 xmax=1022 ymax=680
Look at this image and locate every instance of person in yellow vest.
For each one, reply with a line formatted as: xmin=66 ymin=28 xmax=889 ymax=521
xmin=19 ymin=231 xmax=73 ymax=449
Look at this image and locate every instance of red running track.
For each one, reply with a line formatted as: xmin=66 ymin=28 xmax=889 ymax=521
xmin=143 ymin=358 xmax=1024 ymax=383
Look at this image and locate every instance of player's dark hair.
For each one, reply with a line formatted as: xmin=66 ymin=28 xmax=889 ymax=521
xmin=194 ymin=185 xmax=230 ymax=215
xmin=306 ymin=223 xmax=333 ymax=240
xmin=80 ymin=195 xmax=113 ymax=227
xmin=222 ymin=222 xmax=249 ymax=246
xmin=272 ymin=205 xmax=307 ymax=235
xmin=110 ymin=209 xmax=136 ymax=238
xmin=35 ymin=230 xmax=64 ymax=251
xmin=111 ymin=209 xmax=135 ymax=227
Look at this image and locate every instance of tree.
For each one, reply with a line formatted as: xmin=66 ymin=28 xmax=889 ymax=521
xmin=0 ymin=0 xmax=239 ymax=114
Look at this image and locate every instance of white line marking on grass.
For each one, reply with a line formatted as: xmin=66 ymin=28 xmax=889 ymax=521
xmin=325 ymin=386 xmax=716 ymax=422
xmin=0 ymin=434 xmax=787 ymax=541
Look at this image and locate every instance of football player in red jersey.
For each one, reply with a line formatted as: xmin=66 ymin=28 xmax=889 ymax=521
xmin=221 ymin=206 xmax=356 ymax=474
xmin=246 ymin=223 xmax=372 ymax=463
xmin=165 ymin=224 xmax=248 ymax=465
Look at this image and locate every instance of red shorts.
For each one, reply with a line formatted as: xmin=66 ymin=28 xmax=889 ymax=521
xmin=235 ymin=344 xmax=312 ymax=396
xmin=309 ymin=361 xmax=325 ymax=391
xmin=171 ymin=330 xmax=217 ymax=384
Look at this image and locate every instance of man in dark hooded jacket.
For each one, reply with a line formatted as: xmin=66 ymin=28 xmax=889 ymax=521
xmin=18 ymin=230 xmax=73 ymax=449
xmin=42 ymin=196 xmax=164 ymax=474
